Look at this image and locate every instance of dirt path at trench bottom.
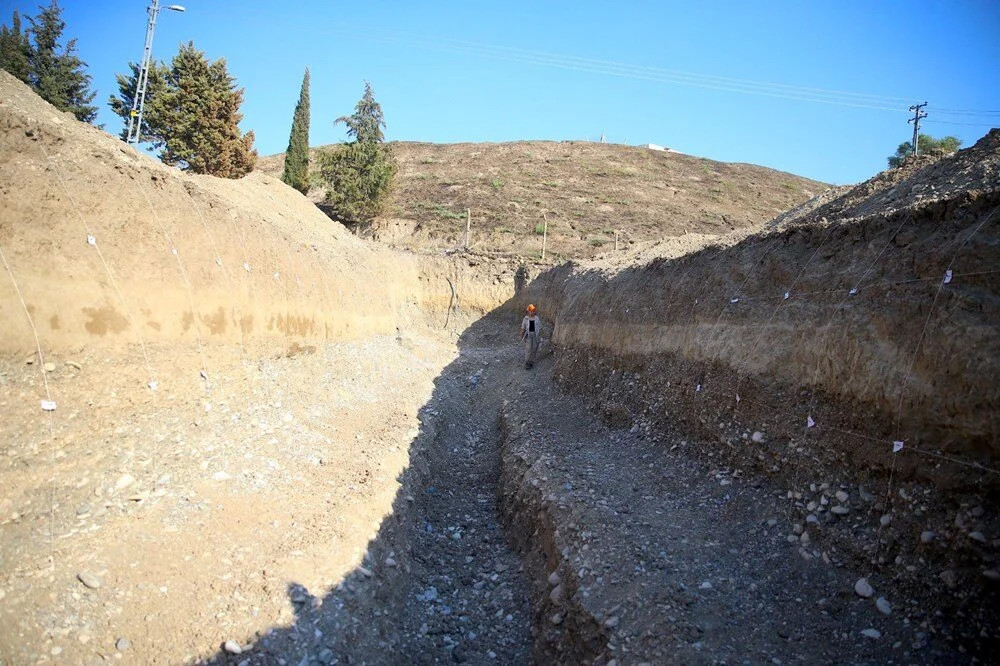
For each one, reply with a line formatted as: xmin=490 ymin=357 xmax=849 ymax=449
xmin=206 ymin=313 xmax=959 ymax=666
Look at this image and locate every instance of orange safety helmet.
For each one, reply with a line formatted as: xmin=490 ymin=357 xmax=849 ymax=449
xmin=527 ymin=304 xmax=536 ymax=313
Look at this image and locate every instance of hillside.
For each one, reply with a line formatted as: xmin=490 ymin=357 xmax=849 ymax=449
xmin=257 ymin=141 xmax=827 ymax=259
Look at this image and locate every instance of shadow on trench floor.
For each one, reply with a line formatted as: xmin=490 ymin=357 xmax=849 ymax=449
xmin=204 ymin=306 xmax=544 ymax=665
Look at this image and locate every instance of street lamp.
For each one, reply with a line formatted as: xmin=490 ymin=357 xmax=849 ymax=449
xmin=125 ymin=1 xmax=186 ymax=145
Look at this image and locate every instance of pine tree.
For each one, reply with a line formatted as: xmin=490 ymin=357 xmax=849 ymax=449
xmin=107 ymin=60 xmax=170 ymax=144
xmin=0 ymin=10 xmax=32 ymax=83
xmin=155 ymin=42 xmax=257 ymax=178
xmin=26 ymin=1 xmax=97 ymax=122
xmin=336 ymin=81 xmax=385 ymax=143
xmin=319 ymin=81 xmax=396 ymax=223
xmin=281 ymin=67 xmax=311 ymax=193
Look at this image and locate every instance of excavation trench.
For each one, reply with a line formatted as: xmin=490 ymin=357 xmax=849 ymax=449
xmin=198 ymin=313 xmax=540 ymax=664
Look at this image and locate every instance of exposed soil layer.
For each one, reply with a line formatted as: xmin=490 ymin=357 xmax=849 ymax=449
xmin=528 ymin=130 xmax=1000 ymax=468
xmin=0 ymin=71 xmax=521 ymax=355
xmin=257 ymin=140 xmax=827 ymax=261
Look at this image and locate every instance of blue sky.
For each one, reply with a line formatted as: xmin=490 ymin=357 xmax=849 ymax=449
xmin=2 ymin=0 xmax=998 ymax=184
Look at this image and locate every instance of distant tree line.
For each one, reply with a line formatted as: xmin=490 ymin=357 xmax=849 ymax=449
xmin=0 ymin=1 xmax=97 ymax=122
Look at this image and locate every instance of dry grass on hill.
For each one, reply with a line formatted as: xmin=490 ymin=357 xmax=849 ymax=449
xmin=257 ymin=140 xmax=828 ymax=260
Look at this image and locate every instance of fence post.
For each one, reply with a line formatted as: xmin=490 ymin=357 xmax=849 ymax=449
xmin=541 ymin=213 xmax=548 ymax=261
xmin=465 ymin=208 xmax=471 ymax=248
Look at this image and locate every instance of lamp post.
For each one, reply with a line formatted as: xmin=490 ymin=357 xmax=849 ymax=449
xmin=126 ymin=1 xmax=185 ymax=145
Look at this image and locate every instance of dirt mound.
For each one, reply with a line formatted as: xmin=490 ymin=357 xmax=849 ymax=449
xmin=257 ymin=140 xmax=827 ymax=260
xmin=773 ymin=130 xmax=1000 ymax=227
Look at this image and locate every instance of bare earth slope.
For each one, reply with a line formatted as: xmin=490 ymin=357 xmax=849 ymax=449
xmin=257 ymin=141 xmax=827 ymax=260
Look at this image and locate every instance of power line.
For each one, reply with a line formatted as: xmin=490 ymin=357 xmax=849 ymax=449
xmin=325 ymin=25 xmax=914 ymax=112
xmin=930 ymin=107 xmax=1000 ymax=116
xmin=923 ymin=119 xmax=999 ymax=128
xmin=393 ymin=29 xmax=917 ymax=103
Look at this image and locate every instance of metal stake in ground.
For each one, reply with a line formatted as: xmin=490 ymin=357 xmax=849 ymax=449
xmin=541 ymin=213 xmax=548 ymax=261
xmin=465 ymin=208 xmax=471 ymax=249
xmin=126 ymin=1 xmax=186 ymax=145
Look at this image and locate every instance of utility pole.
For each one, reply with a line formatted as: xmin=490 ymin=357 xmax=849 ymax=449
xmin=908 ymin=102 xmax=927 ymax=156
xmin=126 ymin=1 xmax=185 ymax=145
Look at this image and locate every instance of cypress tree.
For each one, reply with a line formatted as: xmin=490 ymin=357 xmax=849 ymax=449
xmin=281 ymin=67 xmax=311 ymax=194
xmin=0 ymin=11 xmax=32 ymax=83
xmin=319 ymin=81 xmax=396 ymax=223
xmin=26 ymin=1 xmax=97 ymax=122
xmin=156 ymin=42 xmax=257 ymax=178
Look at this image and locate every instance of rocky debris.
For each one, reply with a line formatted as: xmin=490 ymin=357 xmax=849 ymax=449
xmin=854 ymin=578 xmax=874 ymax=598
xmin=495 ymin=342 xmax=957 ymax=664
xmin=875 ymin=597 xmax=892 ymax=615
xmin=76 ymin=571 xmax=102 ymax=590
xmin=940 ymin=570 xmax=958 ymax=589
xmin=223 ymin=639 xmax=242 ymax=654
xmin=114 ymin=474 xmax=135 ymax=491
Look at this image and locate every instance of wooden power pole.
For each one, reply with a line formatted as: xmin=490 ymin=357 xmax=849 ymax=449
xmin=908 ymin=102 xmax=928 ymax=156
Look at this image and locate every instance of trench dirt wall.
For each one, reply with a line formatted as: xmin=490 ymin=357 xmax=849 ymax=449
xmin=0 ymin=72 xmax=520 ymax=361
xmin=524 ymin=138 xmax=1000 ymax=477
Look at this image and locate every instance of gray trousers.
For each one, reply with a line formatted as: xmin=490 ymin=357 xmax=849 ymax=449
xmin=523 ymin=333 xmax=539 ymax=365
